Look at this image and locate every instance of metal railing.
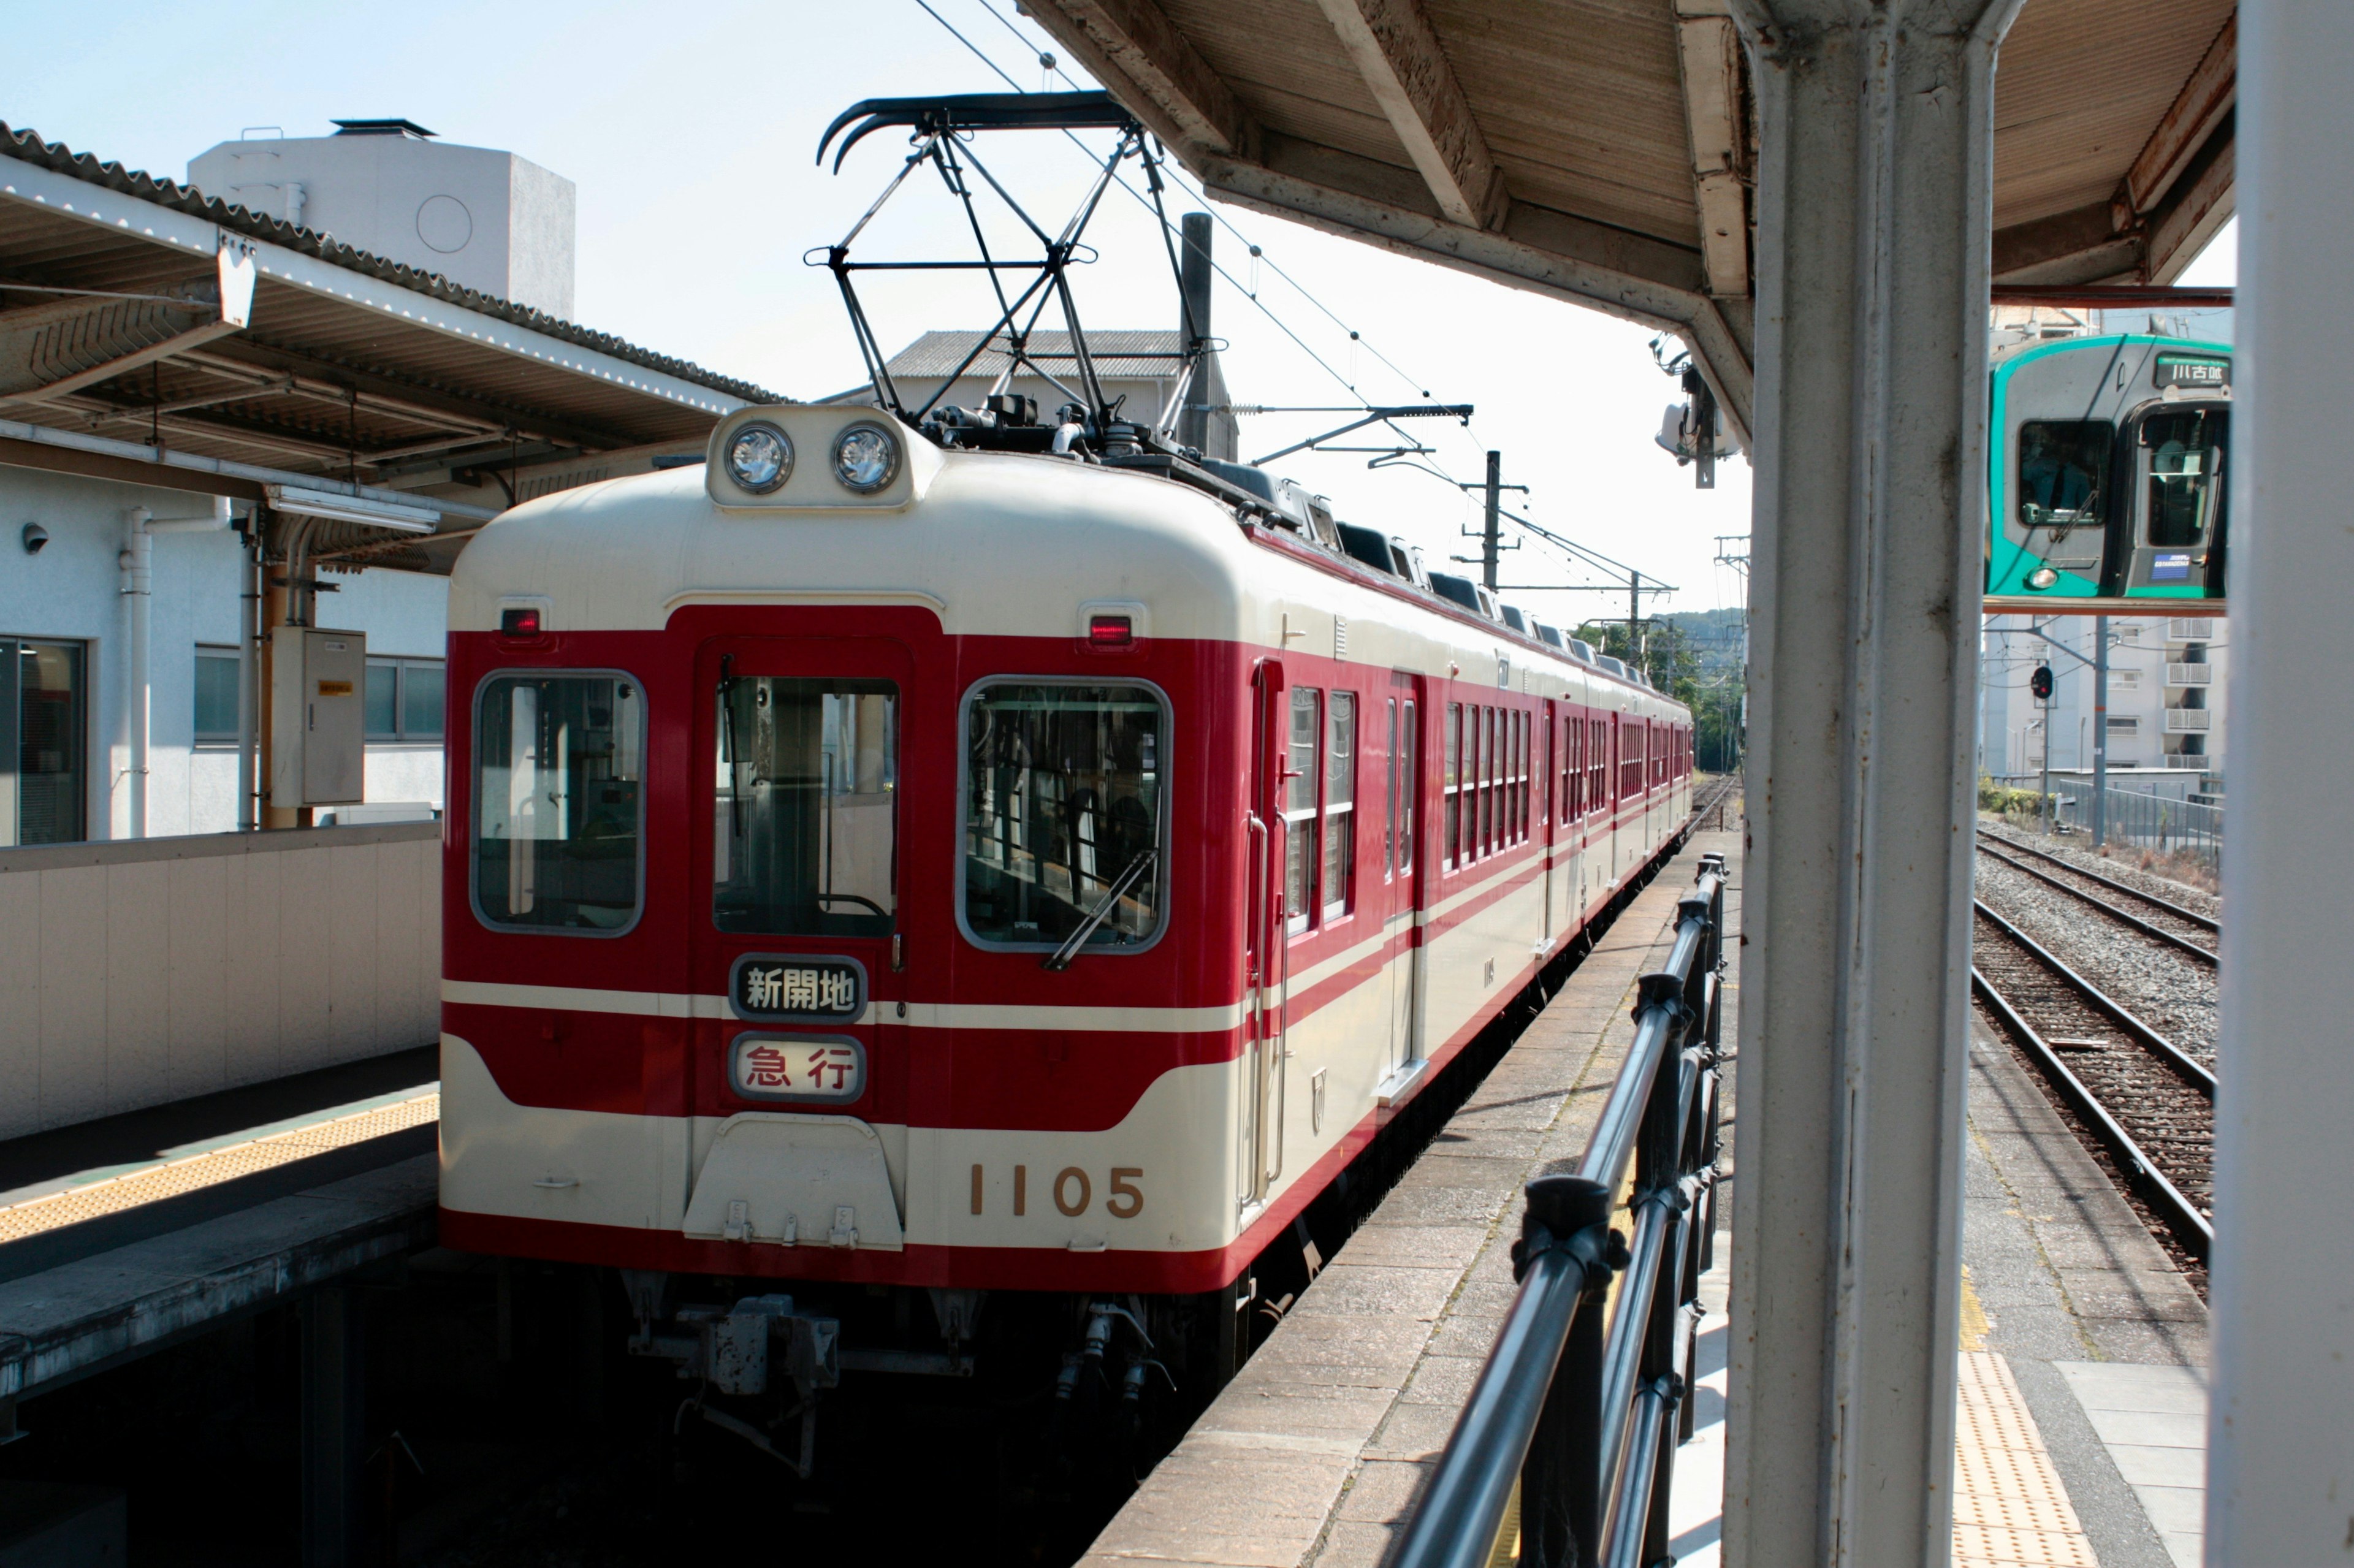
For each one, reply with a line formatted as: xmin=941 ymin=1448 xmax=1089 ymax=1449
xmin=1392 ymin=854 xmax=1727 ymax=1568
xmin=2053 ymin=786 xmax=2223 ymax=871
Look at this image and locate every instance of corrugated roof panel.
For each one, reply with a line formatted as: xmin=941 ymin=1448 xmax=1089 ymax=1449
xmin=0 ymin=121 xmax=781 ymax=404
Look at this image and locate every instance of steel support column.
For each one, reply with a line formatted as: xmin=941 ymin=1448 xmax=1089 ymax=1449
xmin=2209 ymin=8 xmax=2354 ymax=1561
xmin=1724 ymin=3 xmax=2021 ymax=1564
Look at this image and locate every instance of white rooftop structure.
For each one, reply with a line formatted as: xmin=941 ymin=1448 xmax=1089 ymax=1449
xmin=188 ymin=118 xmax=576 ymax=320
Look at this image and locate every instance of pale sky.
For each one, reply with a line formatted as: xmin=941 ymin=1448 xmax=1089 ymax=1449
xmin=7 ymin=2 xmax=2231 ymax=623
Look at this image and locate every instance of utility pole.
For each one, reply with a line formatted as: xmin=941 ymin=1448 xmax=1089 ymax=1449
xmin=1481 ymin=451 xmax=1502 ymax=591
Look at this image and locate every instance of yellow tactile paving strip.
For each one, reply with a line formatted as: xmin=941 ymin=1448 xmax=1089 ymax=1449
xmin=0 ymin=1091 xmax=440 ymax=1245
xmin=1954 ymin=1349 xmax=2100 ymax=1567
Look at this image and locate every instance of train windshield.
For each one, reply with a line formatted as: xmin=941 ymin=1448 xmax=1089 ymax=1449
xmin=963 ymin=683 xmax=1164 ymax=950
xmin=474 ymin=673 xmax=644 ymax=932
xmin=714 ymin=679 xmax=897 ymax=937
xmin=2139 ymin=408 xmax=2226 ymax=548
xmin=2016 ymin=419 xmax=2113 ymax=531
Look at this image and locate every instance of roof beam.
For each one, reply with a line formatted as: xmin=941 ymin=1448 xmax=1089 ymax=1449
xmin=2125 ymin=15 xmax=2234 ymax=218
xmin=1309 ymin=0 xmax=1506 ymax=230
xmin=1027 ymin=0 xmax=1255 ymax=158
xmin=1674 ymin=0 xmax=1751 ymax=296
xmin=1991 ymin=198 xmax=2142 ymax=286
xmin=2147 ymin=111 xmax=2234 ymax=284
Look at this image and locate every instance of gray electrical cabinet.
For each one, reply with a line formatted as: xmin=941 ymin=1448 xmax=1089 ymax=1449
xmin=270 ymin=628 xmax=366 ymax=807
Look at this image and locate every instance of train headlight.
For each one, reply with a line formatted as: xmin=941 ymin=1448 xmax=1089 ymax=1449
xmin=2027 ymin=566 xmax=2059 ymax=590
xmin=725 ymin=422 xmax=794 ymax=494
xmin=831 ymin=422 xmax=901 ymax=493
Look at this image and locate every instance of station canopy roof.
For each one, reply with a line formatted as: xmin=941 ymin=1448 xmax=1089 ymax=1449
xmin=0 ymin=121 xmax=783 ymax=567
xmin=1025 ymin=0 xmax=2236 ymax=442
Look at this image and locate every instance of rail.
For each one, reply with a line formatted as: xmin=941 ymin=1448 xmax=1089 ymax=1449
xmin=1392 ymin=854 xmax=1727 ymax=1568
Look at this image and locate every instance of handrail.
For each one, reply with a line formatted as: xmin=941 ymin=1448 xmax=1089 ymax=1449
xmin=1391 ymin=853 xmax=1727 ymax=1568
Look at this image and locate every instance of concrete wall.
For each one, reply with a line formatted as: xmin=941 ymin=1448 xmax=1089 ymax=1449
xmin=0 ymin=822 xmax=439 ymax=1138
xmin=3 ymin=463 xmax=452 ymax=840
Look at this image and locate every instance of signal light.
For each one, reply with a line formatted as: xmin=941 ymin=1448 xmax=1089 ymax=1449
xmin=2030 ymin=664 xmax=2054 ymax=701
xmin=500 ymin=607 xmax=543 ymax=638
xmin=1087 ymin=614 xmax=1135 ymax=647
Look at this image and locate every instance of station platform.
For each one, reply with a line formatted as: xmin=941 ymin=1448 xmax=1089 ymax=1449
xmin=1076 ymin=829 xmax=1742 ymax=1568
xmin=1078 ymin=824 xmax=2213 ymax=1568
xmin=0 ymin=1047 xmax=438 ymax=1419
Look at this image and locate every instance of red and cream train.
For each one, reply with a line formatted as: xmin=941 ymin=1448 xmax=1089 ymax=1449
xmin=436 ymin=402 xmax=1693 ymax=1384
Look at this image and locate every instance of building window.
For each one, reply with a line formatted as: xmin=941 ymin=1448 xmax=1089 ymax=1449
xmin=2106 ymin=716 xmax=2141 ymax=735
xmin=194 ymin=645 xmax=240 ymax=743
xmin=367 ymin=659 xmax=447 ymax=740
xmin=1322 ymin=691 xmax=1356 ymax=920
xmin=2111 ymin=668 xmax=2142 ymax=689
xmin=3 ymin=639 xmax=85 ymax=847
xmin=1286 ymin=687 xmax=1321 ymax=931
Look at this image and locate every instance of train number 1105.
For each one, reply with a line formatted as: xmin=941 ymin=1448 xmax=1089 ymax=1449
xmin=970 ymin=1164 xmax=1144 ymax=1219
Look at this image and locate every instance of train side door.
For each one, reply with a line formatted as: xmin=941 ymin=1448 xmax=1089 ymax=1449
xmin=1243 ymin=661 xmax=1290 ymax=1207
xmin=1380 ymin=672 xmax=1423 ymax=1087
xmin=1540 ymin=698 xmax=1560 ymax=943
xmin=692 ymin=637 xmax=910 ymax=1195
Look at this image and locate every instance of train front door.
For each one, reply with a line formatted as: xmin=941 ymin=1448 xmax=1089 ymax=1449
xmin=691 ymin=636 xmax=910 ymax=1207
xmin=1380 ymin=673 xmax=1423 ymax=1088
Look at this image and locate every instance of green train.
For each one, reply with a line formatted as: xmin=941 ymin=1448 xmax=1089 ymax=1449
xmin=1986 ymin=333 xmax=2230 ymax=604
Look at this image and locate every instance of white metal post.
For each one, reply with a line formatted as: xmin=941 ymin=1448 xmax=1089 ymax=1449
xmin=1724 ymin=2 xmax=2020 ymax=1563
xmin=2208 ymin=6 xmax=2354 ymax=1561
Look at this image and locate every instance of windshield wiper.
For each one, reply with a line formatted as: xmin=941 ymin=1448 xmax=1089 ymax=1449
xmin=1042 ymin=848 xmax=1157 ymax=972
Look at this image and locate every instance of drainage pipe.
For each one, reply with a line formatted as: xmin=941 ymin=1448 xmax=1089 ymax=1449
xmin=120 ymin=498 xmax=234 ymax=839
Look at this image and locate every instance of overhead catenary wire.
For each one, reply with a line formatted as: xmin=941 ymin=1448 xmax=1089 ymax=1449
xmin=912 ymin=0 xmax=1682 ymax=603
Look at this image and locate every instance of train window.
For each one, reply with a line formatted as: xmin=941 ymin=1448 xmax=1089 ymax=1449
xmin=2139 ymin=409 xmax=2226 ymax=549
xmin=963 ymin=682 xmax=1164 ymax=951
xmin=1384 ymin=699 xmax=1398 ymax=875
xmin=1286 ymin=688 xmax=1322 ymax=932
xmin=1323 ymin=692 xmax=1356 ymax=919
xmin=1590 ymin=718 xmax=1606 ymax=812
xmin=715 ymin=678 xmax=897 ymax=937
xmin=1397 ymin=700 xmax=1416 ymax=875
xmin=1443 ymin=704 xmax=1461 ymax=870
xmin=2017 ymin=421 xmax=2113 ymax=530
xmin=1469 ymin=706 xmax=1487 ymax=857
xmin=474 ymin=673 xmax=644 ymax=934
xmin=1514 ymin=712 xmax=1529 ymax=840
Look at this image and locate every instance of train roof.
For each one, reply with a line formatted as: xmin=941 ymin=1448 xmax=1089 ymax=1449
xmin=451 ymin=406 xmax=1685 ymax=717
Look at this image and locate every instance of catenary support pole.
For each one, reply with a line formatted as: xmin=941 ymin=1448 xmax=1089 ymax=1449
xmin=2091 ymin=615 xmax=2108 ymax=845
xmin=1723 ymin=3 xmax=2021 ymax=1564
xmin=1176 ymin=212 xmax=1213 ymax=455
xmin=1481 ymin=450 xmax=1502 ymax=592
xmin=2209 ymin=7 xmax=2354 ymax=1561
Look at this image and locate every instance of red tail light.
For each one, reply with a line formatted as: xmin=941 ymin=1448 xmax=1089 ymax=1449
xmin=1087 ymin=614 xmax=1134 ymax=647
xmin=500 ymin=607 xmax=543 ymax=637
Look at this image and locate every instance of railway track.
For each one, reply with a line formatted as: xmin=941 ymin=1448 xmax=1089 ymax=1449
xmin=1976 ymin=829 xmax=2217 ymax=963
xmin=1693 ymin=774 xmax=1741 ymax=831
xmin=1970 ymin=900 xmax=2214 ymax=1265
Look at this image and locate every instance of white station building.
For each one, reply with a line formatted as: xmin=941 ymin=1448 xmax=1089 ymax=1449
xmin=0 ymin=116 xmax=770 ymax=847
